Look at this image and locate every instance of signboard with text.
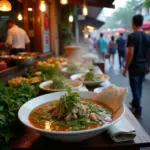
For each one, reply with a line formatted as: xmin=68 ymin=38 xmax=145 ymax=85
xmin=41 ymin=8 xmax=50 ymax=53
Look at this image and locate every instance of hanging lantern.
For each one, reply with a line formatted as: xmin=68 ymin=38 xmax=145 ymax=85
xmin=69 ymin=14 xmax=73 ymax=23
xmin=0 ymin=0 xmax=12 ymax=12
xmin=40 ymin=0 xmax=46 ymax=12
xmin=17 ymin=13 xmax=23 ymax=21
xmin=82 ymin=4 xmax=88 ymax=16
xmin=60 ymin=0 xmax=68 ymax=5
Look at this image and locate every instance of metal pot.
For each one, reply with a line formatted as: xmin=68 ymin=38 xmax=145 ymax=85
xmin=13 ymin=56 xmax=37 ymax=67
xmin=17 ymin=52 xmax=40 ymax=58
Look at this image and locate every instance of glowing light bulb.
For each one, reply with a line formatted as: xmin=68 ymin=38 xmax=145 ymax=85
xmin=3 ymin=4 xmax=6 ymax=9
xmin=60 ymin=0 xmax=68 ymax=5
xmin=40 ymin=1 xmax=46 ymax=12
xmin=83 ymin=5 xmax=88 ymax=16
xmin=17 ymin=13 xmax=23 ymax=21
xmin=69 ymin=15 xmax=73 ymax=23
xmin=28 ymin=8 xmax=33 ymax=11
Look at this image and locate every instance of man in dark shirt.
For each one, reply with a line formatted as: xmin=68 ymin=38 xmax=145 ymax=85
xmin=116 ymin=33 xmax=126 ymax=68
xmin=123 ymin=14 xmax=150 ymax=116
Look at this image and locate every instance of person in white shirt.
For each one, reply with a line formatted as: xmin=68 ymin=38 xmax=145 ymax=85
xmin=87 ymin=35 xmax=94 ymax=52
xmin=1 ymin=19 xmax=30 ymax=54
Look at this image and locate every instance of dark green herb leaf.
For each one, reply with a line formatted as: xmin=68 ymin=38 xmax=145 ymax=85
xmin=0 ymin=106 xmax=4 ymax=112
xmin=38 ymin=116 xmax=51 ymax=121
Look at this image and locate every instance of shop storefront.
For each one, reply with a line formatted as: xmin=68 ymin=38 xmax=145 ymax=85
xmin=0 ymin=0 xmax=60 ymax=55
xmin=23 ymin=0 xmax=60 ymax=54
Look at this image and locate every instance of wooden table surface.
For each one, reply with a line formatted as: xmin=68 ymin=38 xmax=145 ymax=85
xmin=11 ymin=67 xmax=150 ymax=149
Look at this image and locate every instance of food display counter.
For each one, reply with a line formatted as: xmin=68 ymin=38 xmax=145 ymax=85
xmin=0 ymin=52 xmax=105 ymax=84
xmin=0 ymin=52 xmax=54 ymax=83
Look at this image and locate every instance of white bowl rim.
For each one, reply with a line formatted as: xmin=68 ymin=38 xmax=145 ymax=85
xmin=61 ymin=67 xmax=89 ymax=74
xmin=39 ymin=79 xmax=82 ymax=92
xmin=18 ymin=91 xmax=125 ymax=135
xmin=70 ymin=73 xmax=109 ymax=84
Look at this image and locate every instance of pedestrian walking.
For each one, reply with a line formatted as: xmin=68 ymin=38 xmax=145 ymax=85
xmin=108 ymin=36 xmax=117 ymax=68
xmin=116 ymin=33 xmax=126 ymax=69
xmin=96 ymin=33 xmax=108 ymax=61
xmin=87 ymin=35 xmax=94 ymax=53
xmin=122 ymin=14 xmax=150 ymax=117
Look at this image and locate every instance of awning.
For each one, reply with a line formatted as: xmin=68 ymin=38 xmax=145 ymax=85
xmin=79 ymin=16 xmax=104 ymax=29
xmin=68 ymin=0 xmax=115 ymax=8
xmin=142 ymin=21 xmax=150 ymax=30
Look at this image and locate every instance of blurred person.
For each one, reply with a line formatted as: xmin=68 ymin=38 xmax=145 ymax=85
xmin=123 ymin=14 xmax=150 ymax=117
xmin=87 ymin=35 xmax=94 ymax=53
xmin=93 ymin=37 xmax=97 ymax=49
xmin=108 ymin=36 xmax=117 ymax=68
xmin=116 ymin=33 xmax=126 ymax=69
xmin=96 ymin=33 xmax=108 ymax=60
xmin=0 ymin=19 xmax=30 ymax=54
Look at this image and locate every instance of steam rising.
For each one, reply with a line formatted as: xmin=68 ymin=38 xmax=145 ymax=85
xmin=66 ymin=45 xmax=103 ymax=70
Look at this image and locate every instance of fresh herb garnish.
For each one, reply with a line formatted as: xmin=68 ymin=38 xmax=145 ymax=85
xmin=50 ymin=76 xmax=70 ymax=89
xmin=37 ymin=116 xmax=51 ymax=121
xmin=55 ymin=117 xmax=89 ymax=131
xmin=56 ymin=88 xmax=80 ymax=116
xmin=67 ymin=63 xmax=80 ymax=72
xmin=84 ymin=72 xmax=96 ymax=81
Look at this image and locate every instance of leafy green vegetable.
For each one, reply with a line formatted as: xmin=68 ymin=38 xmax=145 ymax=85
xmin=0 ymin=81 xmax=37 ymax=149
xmin=38 ymin=115 xmax=51 ymax=121
xmin=84 ymin=72 xmax=96 ymax=81
xmin=35 ymin=66 xmax=62 ymax=81
xmin=55 ymin=117 xmax=89 ymax=131
xmin=50 ymin=76 xmax=70 ymax=89
xmin=56 ymin=88 xmax=80 ymax=116
xmin=67 ymin=63 xmax=80 ymax=72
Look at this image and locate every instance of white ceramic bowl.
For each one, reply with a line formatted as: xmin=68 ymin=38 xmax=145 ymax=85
xmin=70 ymin=73 xmax=109 ymax=86
xmin=61 ymin=68 xmax=89 ymax=76
xmin=61 ymin=62 xmax=68 ymax=67
xmin=18 ymin=91 xmax=125 ymax=142
xmin=94 ymin=87 xmax=106 ymax=93
xmin=39 ymin=79 xmax=82 ymax=92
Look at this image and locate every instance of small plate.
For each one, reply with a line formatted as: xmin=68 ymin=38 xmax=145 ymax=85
xmin=61 ymin=62 xmax=68 ymax=66
xmin=39 ymin=79 xmax=82 ymax=92
xmin=70 ymin=73 xmax=109 ymax=86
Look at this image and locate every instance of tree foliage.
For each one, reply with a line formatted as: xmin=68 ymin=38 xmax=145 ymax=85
xmin=144 ymin=0 xmax=150 ymax=8
xmin=102 ymin=0 xmax=140 ymax=30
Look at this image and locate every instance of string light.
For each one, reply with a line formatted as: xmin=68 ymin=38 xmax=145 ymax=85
xmin=83 ymin=4 xmax=88 ymax=16
xmin=60 ymin=0 xmax=68 ymax=5
xmin=69 ymin=14 xmax=73 ymax=23
xmin=40 ymin=0 xmax=46 ymax=12
xmin=17 ymin=13 xmax=23 ymax=21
